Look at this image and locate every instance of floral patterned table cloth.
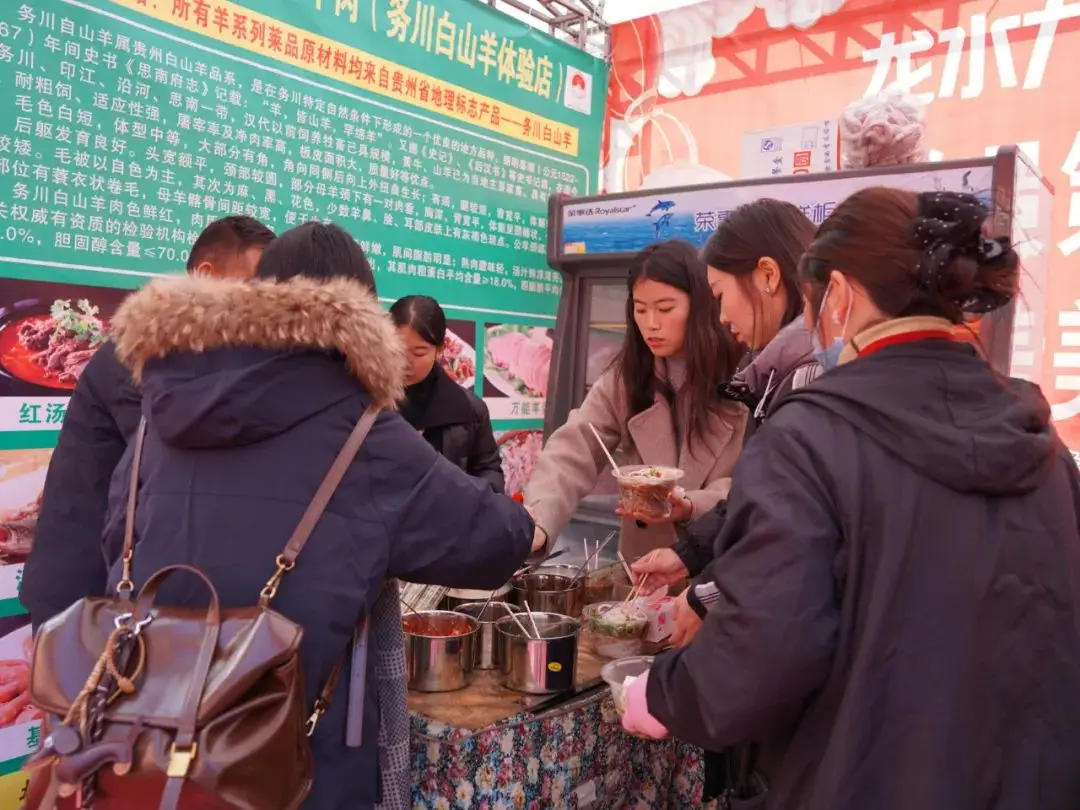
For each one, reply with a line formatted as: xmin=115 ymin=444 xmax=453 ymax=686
xmin=410 ymin=690 xmax=706 ymax=809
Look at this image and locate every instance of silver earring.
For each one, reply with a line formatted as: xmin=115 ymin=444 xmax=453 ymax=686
xmin=764 ymin=284 xmax=772 ymax=295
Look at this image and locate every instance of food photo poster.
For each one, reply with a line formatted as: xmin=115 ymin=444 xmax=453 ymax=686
xmin=0 ymin=279 xmax=124 ymax=436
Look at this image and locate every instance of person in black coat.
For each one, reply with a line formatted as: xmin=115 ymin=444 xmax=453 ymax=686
xmin=622 ymin=189 xmax=1080 ymax=810
xmin=22 ymin=215 xmax=276 ymax=630
xmin=390 ymin=295 xmax=505 ymax=492
xmin=96 ymin=222 xmax=536 ymax=810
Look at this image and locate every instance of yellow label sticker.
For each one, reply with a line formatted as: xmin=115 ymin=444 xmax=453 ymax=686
xmin=547 ymin=661 xmax=562 ymax=673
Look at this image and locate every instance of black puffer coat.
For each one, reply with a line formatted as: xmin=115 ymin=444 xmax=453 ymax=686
xmin=400 ymin=364 xmax=504 ymax=492
xmin=649 ymin=338 xmax=1080 ymax=810
xmin=22 ymin=341 xmax=140 ymax=629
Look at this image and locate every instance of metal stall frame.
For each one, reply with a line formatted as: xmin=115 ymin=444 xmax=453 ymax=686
xmin=543 ymin=145 xmax=1051 ymax=439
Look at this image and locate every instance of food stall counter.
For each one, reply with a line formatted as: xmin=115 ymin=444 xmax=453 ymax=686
xmin=408 ymin=646 xmax=708 ymax=808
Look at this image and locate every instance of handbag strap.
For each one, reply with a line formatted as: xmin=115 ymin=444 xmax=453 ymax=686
xmin=258 ymin=405 xmax=381 ymax=607
xmin=116 ymin=418 xmax=149 ymax=599
xmin=115 ymin=407 xmax=382 ymax=605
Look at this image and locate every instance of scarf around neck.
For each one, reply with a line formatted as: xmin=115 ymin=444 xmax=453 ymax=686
xmin=398 ymin=364 xmax=474 ymax=432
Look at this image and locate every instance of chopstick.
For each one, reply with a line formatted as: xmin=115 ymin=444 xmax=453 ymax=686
xmin=508 ymin=608 xmax=536 ymax=639
xmin=623 ymin=573 xmax=649 ymax=604
xmin=588 ymin=422 xmax=621 ymax=476
xmin=568 ymin=530 xmax=617 ymax=587
xmin=523 ymin=600 xmax=542 ymax=638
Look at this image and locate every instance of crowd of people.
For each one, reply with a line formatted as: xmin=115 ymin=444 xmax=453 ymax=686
xmin=16 ymin=111 xmax=1080 ymax=810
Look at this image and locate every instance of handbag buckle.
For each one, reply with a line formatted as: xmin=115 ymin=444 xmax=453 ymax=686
xmin=305 ymin=698 xmax=327 ymax=737
xmin=166 ymin=742 xmax=197 ymax=778
xmin=113 ymin=612 xmax=153 ymax=636
xmin=259 ymin=555 xmax=296 ymax=601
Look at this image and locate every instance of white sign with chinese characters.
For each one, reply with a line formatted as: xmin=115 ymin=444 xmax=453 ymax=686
xmin=0 ymin=398 xmax=69 ymax=432
xmin=740 ymin=120 xmax=838 ymax=179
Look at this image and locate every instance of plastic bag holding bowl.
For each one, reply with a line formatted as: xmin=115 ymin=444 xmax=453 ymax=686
xmin=602 ymin=656 xmax=654 ymax=737
xmin=613 ymin=465 xmax=684 ymax=520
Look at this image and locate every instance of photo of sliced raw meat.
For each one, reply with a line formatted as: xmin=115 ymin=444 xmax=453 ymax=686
xmin=484 ymin=325 xmax=553 ymax=399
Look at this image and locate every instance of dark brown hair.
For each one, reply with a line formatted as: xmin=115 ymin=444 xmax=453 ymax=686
xmin=800 ymin=187 xmax=1018 ymax=324
xmin=702 ymin=198 xmax=816 ymax=328
xmin=187 ymin=215 xmax=275 ymax=272
xmin=616 ymin=240 xmax=740 ymax=453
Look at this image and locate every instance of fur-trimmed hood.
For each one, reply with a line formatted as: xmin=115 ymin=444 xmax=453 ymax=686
xmin=111 ymin=275 xmax=406 ymax=449
xmin=113 ymin=274 xmax=405 ymax=408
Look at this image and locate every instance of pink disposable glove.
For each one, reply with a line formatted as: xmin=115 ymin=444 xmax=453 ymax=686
xmin=620 ymin=672 xmax=669 ymax=739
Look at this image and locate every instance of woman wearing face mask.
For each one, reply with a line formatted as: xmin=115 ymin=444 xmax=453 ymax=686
xmin=619 ymin=189 xmax=1080 ymax=810
xmin=633 ymin=199 xmax=819 ymax=643
xmin=525 ymin=240 xmax=746 ymax=562
xmin=390 ymin=295 xmax=504 ymax=493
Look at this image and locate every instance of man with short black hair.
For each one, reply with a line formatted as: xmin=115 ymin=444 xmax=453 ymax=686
xmin=22 ymin=216 xmax=275 ymax=628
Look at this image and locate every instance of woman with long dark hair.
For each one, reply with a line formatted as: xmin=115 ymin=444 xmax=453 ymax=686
xmin=630 ymin=199 xmax=819 ymax=807
xmin=633 ymin=199 xmax=819 ymax=637
xmin=524 ymin=239 xmax=746 ymax=561
xmin=390 ymin=295 xmax=503 ymax=492
xmin=621 ymin=189 xmax=1080 ymax=810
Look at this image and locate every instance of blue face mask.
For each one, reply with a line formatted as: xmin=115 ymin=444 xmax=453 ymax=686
xmin=811 ymin=285 xmax=852 ymax=372
xmin=811 ymin=330 xmax=844 ymax=372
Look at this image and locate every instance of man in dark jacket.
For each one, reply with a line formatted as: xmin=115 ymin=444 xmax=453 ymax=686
xmin=639 ymin=340 xmax=1080 ymax=810
xmin=21 ymin=216 xmax=275 ymax=629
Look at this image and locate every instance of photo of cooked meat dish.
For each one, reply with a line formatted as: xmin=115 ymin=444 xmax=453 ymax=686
xmin=0 ymin=492 xmax=41 ymax=563
xmin=10 ymin=299 xmax=104 ymax=387
xmin=0 ymin=280 xmax=129 ymax=397
xmin=0 ymin=449 xmax=50 ymax=563
xmin=438 ymin=321 xmax=477 ymax=388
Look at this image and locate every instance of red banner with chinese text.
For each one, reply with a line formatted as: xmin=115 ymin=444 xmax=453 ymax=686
xmin=603 ymin=0 xmax=1080 ymax=449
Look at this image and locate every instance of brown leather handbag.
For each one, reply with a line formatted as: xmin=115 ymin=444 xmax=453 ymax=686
xmin=23 ymin=406 xmax=382 ymax=810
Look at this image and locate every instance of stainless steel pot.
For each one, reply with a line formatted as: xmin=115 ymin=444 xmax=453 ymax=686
xmin=403 ymin=610 xmax=478 ymax=692
xmin=456 ymin=601 xmax=518 ymax=670
xmin=495 ymin=612 xmax=581 ymax=695
xmin=441 ymin=584 xmax=511 ymax=612
xmin=510 ymin=572 xmax=585 ymax=618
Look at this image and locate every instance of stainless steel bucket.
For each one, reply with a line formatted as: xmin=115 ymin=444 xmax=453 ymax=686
xmin=510 ymin=572 xmax=585 ymax=618
xmin=441 ymin=584 xmax=511 ymax=612
xmin=455 ymin=601 xmax=519 ymax=670
xmin=403 ymin=610 xmax=478 ymax=692
xmin=495 ymin=611 xmax=581 ymax=695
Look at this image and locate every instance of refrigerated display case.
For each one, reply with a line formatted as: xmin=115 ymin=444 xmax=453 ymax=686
xmin=544 ymin=144 xmax=1053 ymax=443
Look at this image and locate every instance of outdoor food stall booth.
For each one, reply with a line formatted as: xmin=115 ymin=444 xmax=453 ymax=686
xmin=405 ymin=146 xmax=1052 ymax=808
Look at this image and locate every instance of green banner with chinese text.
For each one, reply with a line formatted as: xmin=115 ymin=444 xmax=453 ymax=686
xmin=0 ymin=0 xmax=606 ymax=777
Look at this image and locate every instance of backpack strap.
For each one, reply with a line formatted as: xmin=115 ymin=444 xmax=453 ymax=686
xmin=259 ymin=405 xmax=382 ymax=607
